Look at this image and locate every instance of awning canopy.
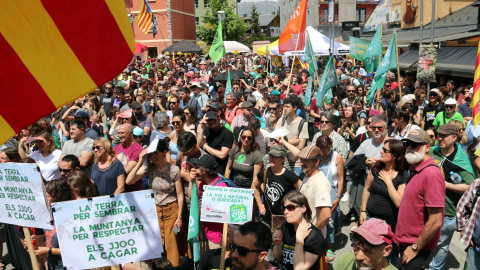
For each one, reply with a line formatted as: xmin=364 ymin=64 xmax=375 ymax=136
xmin=223 ymin=41 xmax=251 ymax=53
xmin=162 ymin=40 xmax=203 ymax=54
xmin=398 ymin=46 xmax=477 ymax=78
xmin=257 ymin=40 xmax=278 ymax=55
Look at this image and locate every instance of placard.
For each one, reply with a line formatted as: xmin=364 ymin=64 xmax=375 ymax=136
xmin=0 ymin=163 xmax=53 ymax=229
xmin=53 ymin=190 xmax=163 ymax=269
xmin=200 ymin=186 xmax=254 ymax=224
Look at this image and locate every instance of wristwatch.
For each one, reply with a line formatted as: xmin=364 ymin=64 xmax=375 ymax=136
xmin=412 ymin=243 xmax=419 ymax=251
xmin=48 ymin=247 xmax=52 ymax=255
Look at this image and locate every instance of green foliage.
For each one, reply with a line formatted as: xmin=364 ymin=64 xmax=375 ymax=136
xmin=250 ymin=4 xmax=261 ymax=41
xmin=197 ymin=0 xmax=248 ymax=44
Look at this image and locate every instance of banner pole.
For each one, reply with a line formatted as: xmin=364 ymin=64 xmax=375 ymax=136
xmin=23 ymin=227 xmax=40 ymax=270
xmin=219 ymin=223 xmax=229 ymax=270
xmin=395 ymin=32 xmax=403 ymax=107
xmin=285 ymin=34 xmax=301 ymax=97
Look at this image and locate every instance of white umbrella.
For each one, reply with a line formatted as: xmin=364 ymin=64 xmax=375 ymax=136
xmin=223 ymin=41 xmax=251 ymax=53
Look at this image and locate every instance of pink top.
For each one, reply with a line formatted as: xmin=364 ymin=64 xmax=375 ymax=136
xmin=199 ymin=177 xmax=228 ymax=244
xmin=394 ymin=157 xmax=445 ymax=250
xmin=114 ymin=142 xmax=144 ymax=192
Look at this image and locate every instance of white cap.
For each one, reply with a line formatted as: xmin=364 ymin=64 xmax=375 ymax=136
xmin=359 ymin=68 xmax=367 ymax=77
xmin=402 ymin=94 xmax=415 ymax=105
xmin=444 ymin=98 xmax=457 ymax=105
xmin=430 ymin=88 xmax=442 ymax=97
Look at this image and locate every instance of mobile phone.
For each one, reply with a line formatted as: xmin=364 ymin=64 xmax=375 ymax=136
xmin=174 ymin=226 xmax=179 ymax=235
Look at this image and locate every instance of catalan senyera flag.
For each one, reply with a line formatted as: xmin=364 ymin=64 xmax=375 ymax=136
xmin=278 ymin=0 xmax=307 ymax=54
xmin=471 ymin=38 xmax=480 ymax=127
xmin=0 ymin=0 xmax=134 ymax=146
xmin=136 ymin=0 xmax=153 ymax=34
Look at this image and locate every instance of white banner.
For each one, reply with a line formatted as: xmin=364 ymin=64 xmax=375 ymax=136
xmin=53 ymin=190 xmax=163 ymax=270
xmin=200 ymin=186 xmax=254 ymax=224
xmin=0 ymin=163 xmax=53 ymax=229
xmin=328 ymin=0 xmax=334 ymax=23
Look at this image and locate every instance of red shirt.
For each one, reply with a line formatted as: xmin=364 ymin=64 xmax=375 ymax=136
xmin=394 ymin=157 xmax=445 ymax=250
xmin=310 ymin=98 xmax=323 ymax=128
xmin=114 ymin=142 xmax=144 ymax=192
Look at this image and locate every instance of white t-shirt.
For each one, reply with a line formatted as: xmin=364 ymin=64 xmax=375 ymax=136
xmin=255 ymin=129 xmax=270 ymax=156
xmin=29 ymin=149 xmax=62 ymax=181
xmin=300 ymin=171 xmax=331 ymax=237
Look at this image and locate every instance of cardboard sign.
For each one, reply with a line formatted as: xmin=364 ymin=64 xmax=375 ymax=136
xmin=53 ymin=190 xmax=163 ymax=269
xmin=0 ymin=163 xmax=53 ymax=229
xmin=200 ymin=186 xmax=254 ymax=224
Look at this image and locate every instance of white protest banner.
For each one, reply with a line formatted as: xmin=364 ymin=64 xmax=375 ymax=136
xmin=200 ymin=186 xmax=254 ymax=224
xmin=0 ymin=163 xmax=53 ymax=229
xmin=53 ymin=190 xmax=163 ymax=270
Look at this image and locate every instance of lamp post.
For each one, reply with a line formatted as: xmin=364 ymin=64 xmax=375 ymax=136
xmin=218 ymin=10 xmax=226 ymax=41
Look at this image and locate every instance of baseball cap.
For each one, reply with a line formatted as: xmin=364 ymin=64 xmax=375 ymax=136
xmin=131 ymin=102 xmax=143 ymax=109
xmin=359 ymin=68 xmax=367 ymax=77
xmin=430 ymin=88 xmax=442 ymax=97
xmin=259 ymin=85 xmax=268 ymax=91
xmin=297 ymin=145 xmax=321 ymax=159
xmin=205 ymin=111 xmax=219 ymax=120
xmin=367 ymin=73 xmax=373 ymax=77
xmin=207 ymin=102 xmax=222 ymax=110
xmin=444 ymin=98 xmax=457 ymax=105
xmin=74 ymin=110 xmax=89 ymax=120
xmin=119 ymin=109 xmax=133 ymax=119
xmin=270 ymin=90 xmax=280 ymax=96
xmin=190 ymin=81 xmax=201 ymax=88
xmin=340 ymin=75 xmax=348 ymax=81
xmin=352 ymin=218 xmax=394 ymax=245
xmin=269 ymin=145 xmax=287 ymax=158
xmin=133 ymin=127 xmax=145 ymax=137
xmin=368 ymin=109 xmax=381 ymax=117
xmin=190 ymin=154 xmax=217 ymax=170
xmin=438 ymin=124 xmax=458 ymax=136
xmin=157 ymin=91 xmax=166 ymax=97
xmin=402 ymin=129 xmax=430 ymax=145
xmin=241 ymin=101 xmax=254 ymax=108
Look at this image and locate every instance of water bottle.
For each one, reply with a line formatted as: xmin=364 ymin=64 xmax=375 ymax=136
xmin=450 ymin=171 xmax=462 ymax=184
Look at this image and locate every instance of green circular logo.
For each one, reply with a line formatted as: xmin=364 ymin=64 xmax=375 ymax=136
xmin=237 ymin=155 xmax=246 ymax=163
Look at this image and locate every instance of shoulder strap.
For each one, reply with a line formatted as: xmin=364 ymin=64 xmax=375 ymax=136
xmin=261 ymin=168 xmax=272 ymax=214
xmin=298 ymin=118 xmax=306 ymax=136
xmin=406 ymin=164 xmax=439 ymax=184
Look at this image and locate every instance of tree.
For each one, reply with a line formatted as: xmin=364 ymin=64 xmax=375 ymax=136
xmin=250 ymin=4 xmax=262 ymax=41
xmin=197 ymin=0 xmax=248 ymax=44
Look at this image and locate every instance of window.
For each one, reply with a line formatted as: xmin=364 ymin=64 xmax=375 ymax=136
xmin=323 ymin=7 xmax=328 ymax=22
xmin=147 ymin=47 xmax=158 ymax=59
xmin=195 ymin=17 xmax=199 ymax=25
xmin=204 ymin=0 xmax=209 ymax=8
xmin=356 ymin=8 xmax=366 ymax=23
xmin=195 ymin=0 xmax=198 ymax=8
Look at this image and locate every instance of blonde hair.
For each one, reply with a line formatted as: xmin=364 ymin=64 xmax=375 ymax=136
xmin=38 ymin=132 xmax=57 ymax=153
xmin=449 ymin=120 xmax=467 ymax=145
xmin=93 ymin=137 xmax=115 ymax=163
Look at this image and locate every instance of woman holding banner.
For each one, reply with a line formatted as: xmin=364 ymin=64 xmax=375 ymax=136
xmin=126 ymin=138 xmax=184 ymax=267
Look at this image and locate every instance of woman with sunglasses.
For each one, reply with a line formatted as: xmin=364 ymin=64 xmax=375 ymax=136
xmin=339 ymin=105 xmax=359 ymax=148
xmin=126 ymin=139 xmax=184 ymax=267
xmin=354 ymin=99 xmax=367 ymax=127
xmin=224 ymin=128 xmax=262 ymax=188
xmin=90 ymin=137 xmax=125 ymax=196
xmin=391 ymin=110 xmax=420 ymax=140
xmin=166 ymin=112 xmax=187 ymax=165
xmin=359 ymin=139 xmax=408 ymax=262
xmin=18 ymin=132 xmax=62 ymax=180
xmin=183 ymin=106 xmax=199 ymax=135
xmin=136 ymin=89 xmax=152 ymax=115
xmin=450 ymin=119 xmax=468 ymax=151
xmin=432 ymin=98 xmax=465 ymax=129
xmin=273 ymin=190 xmax=325 ymax=270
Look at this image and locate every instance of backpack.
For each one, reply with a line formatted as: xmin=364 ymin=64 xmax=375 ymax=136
xmin=281 ymin=116 xmax=306 ymax=137
xmin=214 ymin=174 xmax=237 ymax=187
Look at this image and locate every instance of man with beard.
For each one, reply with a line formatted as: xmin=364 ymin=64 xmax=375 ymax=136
xmin=100 ymin=83 xmax=115 ymax=119
xmin=395 ymin=129 xmax=445 ymax=270
xmin=121 ymin=90 xmax=146 ymax=114
xmin=231 ymin=101 xmax=254 ymax=130
xmin=131 ymin=102 xmax=152 ymax=137
xmin=428 ymin=124 xmax=474 ymax=270
xmin=196 ymin=111 xmax=234 ymax=175
xmin=342 ymin=85 xmax=357 ymax=107
xmin=335 ymin=218 xmax=397 ymax=270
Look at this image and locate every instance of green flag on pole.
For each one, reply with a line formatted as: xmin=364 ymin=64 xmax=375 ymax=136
xmin=224 ymin=71 xmax=232 ymax=103
xmin=364 ymin=27 xmax=382 ymax=59
xmin=366 ymin=73 xmax=386 ymax=107
xmin=315 ymin=57 xmax=339 ymax=110
xmin=209 ymin=21 xmax=225 ymax=64
xmin=304 ymin=76 xmax=313 ymax=107
xmin=349 ymin=37 xmax=371 ymax=61
xmin=364 ymin=55 xmax=380 ymax=73
xmin=374 ymin=32 xmax=397 ymax=86
xmin=187 ymin=182 xmax=201 ymax=263
xmin=304 ymin=32 xmax=317 ymax=79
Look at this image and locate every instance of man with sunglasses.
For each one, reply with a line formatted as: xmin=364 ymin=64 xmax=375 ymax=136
xmin=395 ymin=129 xmax=445 ymax=269
xmin=428 ymin=124 xmax=474 ymax=270
xmin=312 ymin=112 xmax=349 ymax=162
xmin=58 ymin=154 xmax=81 ymax=178
xmin=422 ymin=88 xmax=445 ymax=130
xmin=342 ymin=85 xmax=357 ymax=108
xmin=432 ymin=98 xmax=465 ymax=129
xmin=335 ymin=218 xmax=396 ymax=270
xmin=100 ymin=83 xmax=115 ymax=119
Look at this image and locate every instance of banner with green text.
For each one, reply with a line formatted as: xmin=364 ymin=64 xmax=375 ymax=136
xmin=0 ymin=163 xmax=53 ymax=229
xmin=200 ymin=186 xmax=254 ymax=224
xmin=349 ymin=37 xmax=371 ymax=61
xmin=53 ymin=190 xmax=163 ymax=269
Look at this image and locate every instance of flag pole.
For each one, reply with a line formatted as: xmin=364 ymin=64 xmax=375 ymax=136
xmin=395 ymin=31 xmax=403 ymax=107
xmin=285 ymin=35 xmax=300 ymax=97
xmin=376 ymin=26 xmax=383 ymax=110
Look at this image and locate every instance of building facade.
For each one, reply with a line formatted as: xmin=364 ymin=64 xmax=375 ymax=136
xmin=279 ymin=0 xmax=320 ymax=30
xmin=318 ymin=0 xmax=378 ymax=25
xmin=194 ymin=0 xmax=237 ymax=27
xmin=125 ymin=0 xmax=196 ymax=57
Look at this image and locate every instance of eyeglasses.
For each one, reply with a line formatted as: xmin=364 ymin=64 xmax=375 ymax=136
xmin=92 ymin=146 xmax=103 ymax=151
xmin=282 ymin=204 xmax=300 ymax=212
xmin=230 ymin=242 xmax=262 ymax=257
xmin=445 ymin=105 xmax=455 ymax=109
xmin=347 ymin=90 xmax=355 ymax=93
xmin=403 ymin=141 xmax=421 ymax=149
xmin=269 ymin=107 xmax=278 ymax=111
xmin=370 ymin=126 xmax=384 ymax=131
xmin=59 ymin=168 xmax=73 ymax=174
xmin=382 ymin=147 xmax=391 ymax=153
xmin=172 ymin=121 xmax=182 ymax=125
xmin=366 ymin=121 xmax=371 ymax=125
xmin=241 ymin=136 xmax=253 ymax=141
xmin=133 ymin=135 xmax=142 ymax=139
xmin=320 ymin=120 xmax=331 ymax=124
xmin=105 ymin=87 xmax=112 ymax=89
xmin=170 ymin=101 xmax=177 ymax=104
xmin=430 ymin=93 xmax=438 ymax=97
xmin=385 ymin=85 xmax=391 ymax=88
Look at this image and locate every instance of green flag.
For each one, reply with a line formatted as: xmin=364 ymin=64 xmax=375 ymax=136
xmin=349 ymin=37 xmax=371 ymax=61
xmin=374 ymin=33 xmax=397 ymax=84
xmin=315 ymin=57 xmax=338 ymax=110
xmin=364 ymin=27 xmax=382 ymax=59
xmin=366 ymin=73 xmax=386 ymax=107
xmin=209 ymin=21 xmax=225 ymax=64
xmin=304 ymin=76 xmax=313 ymax=107
xmin=188 ymin=182 xmax=201 ymax=263
xmin=364 ymin=55 xmax=380 ymax=73
xmin=224 ymin=71 xmax=232 ymax=103
xmin=304 ymin=32 xmax=317 ymax=79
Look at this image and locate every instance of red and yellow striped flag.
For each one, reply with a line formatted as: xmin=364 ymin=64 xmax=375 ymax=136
xmin=472 ymin=38 xmax=480 ymax=127
xmin=136 ymin=0 xmax=153 ymax=34
xmin=0 ymin=0 xmax=134 ymax=145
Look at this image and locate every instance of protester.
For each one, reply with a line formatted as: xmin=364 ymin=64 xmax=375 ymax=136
xmin=61 ymin=119 xmax=95 ymax=174
xmin=18 ymin=132 xmax=62 ymax=180
xmin=65 ymin=170 xmax=96 ymax=199
xmin=90 ymin=137 xmax=125 ymax=196
xmin=167 ymin=112 xmax=187 ymax=165
xmin=183 ymin=106 xmax=199 ymax=134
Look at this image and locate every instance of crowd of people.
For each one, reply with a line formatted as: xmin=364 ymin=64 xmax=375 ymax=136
xmin=1 ymin=52 xmax=480 ymax=270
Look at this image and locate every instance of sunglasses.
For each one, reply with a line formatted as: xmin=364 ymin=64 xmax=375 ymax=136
xmin=320 ymin=120 xmax=331 ymax=124
xmin=429 ymin=135 xmax=435 ymax=138
xmin=282 ymin=204 xmax=300 ymax=212
xmin=59 ymin=168 xmax=73 ymax=174
xmin=230 ymin=242 xmax=262 ymax=257
xmin=241 ymin=136 xmax=253 ymax=141
xmin=170 ymin=101 xmax=178 ymax=104
xmin=92 ymin=146 xmax=103 ymax=150
xmin=105 ymin=87 xmax=112 ymax=89
xmin=445 ymin=105 xmax=455 ymax=109
xmin=133 ymin=135 xmax=142 ymax=139
xmin=385 ymin=85 xmax=391 ymax=88
xmin=403 ymin=141 xmax=421 ymax=148
xmin=382 ymin=147 xmax=391 ymax=153
xmin=172 ymin=121 xmax=182 ymax=125
xmin=370 ymin=126 xmax=384 ymax=131
xmin=430 ymin=93 xmax=438 ymax=97
xmin=347 ymin=90 xmax=355 ymax=93
xmin=269 ymin=107 xmax=279 ymax=111
xmin=366 ymin=121 xmax=371 ymax=125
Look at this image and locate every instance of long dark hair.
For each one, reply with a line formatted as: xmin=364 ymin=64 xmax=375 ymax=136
xmin=46 ymin=178 xmax=75 ymax=203
xmin=235 ymin=127 xmax=257 ymax=154
xmin=282 ymin=190 xmax=312 ymax=222
xmin=66 ymin=171 xmax=96 ymax=198
xmin=373 ymin=139 xmax=406 ymax=173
